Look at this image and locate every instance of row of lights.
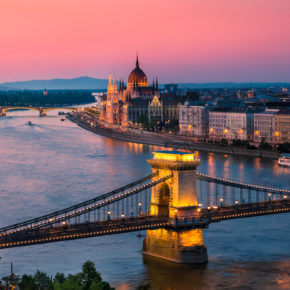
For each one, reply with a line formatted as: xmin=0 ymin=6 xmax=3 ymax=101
xmin=197 ymin=173 xmax=290 ymax=194
xmin=213 ymin=206 xmax=290 ymax=221
xmin=0 ymin=222 xmax=170 ymax=249
xmin=1 ymin=175 xmax=169 ymax=237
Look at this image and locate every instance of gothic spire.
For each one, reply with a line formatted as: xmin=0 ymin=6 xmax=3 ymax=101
xmin=136 ymin=54 xmax=139 ymax=68
xmin=107 ymin=74 xmax=112 ymax=92
xmin=155 ymin=77 xmax=159 ymax=90
xmin=112 ymin=71 xmax=118 ymax=91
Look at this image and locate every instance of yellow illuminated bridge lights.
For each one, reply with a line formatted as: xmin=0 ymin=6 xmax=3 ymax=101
xmin=152 ymin=151 xmax=198 ymax=162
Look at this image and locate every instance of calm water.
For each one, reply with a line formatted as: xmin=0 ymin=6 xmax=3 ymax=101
xmin=0 ymin=110 xmax=289 ymax=290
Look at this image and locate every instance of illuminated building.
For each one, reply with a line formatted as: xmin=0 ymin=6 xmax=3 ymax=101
xmin=100 ymin=56 xmax=160 ymax=128
xmin=179 ymin=101 xmax=210 ymax=137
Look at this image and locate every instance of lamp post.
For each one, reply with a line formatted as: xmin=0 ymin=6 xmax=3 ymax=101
xmin=220 ymin=198 xmax=224 ymax=207
xmin=107 ymin=211 xmax=111 ymax=221
xmin=174 ymin=209 xmax=178 ymax=224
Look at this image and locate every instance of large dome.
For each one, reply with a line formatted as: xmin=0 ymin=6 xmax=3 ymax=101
xmin=127 ymin=56 xmax=148 ymax=89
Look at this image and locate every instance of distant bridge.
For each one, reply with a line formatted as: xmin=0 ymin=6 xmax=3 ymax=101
xmin=0 ymin=106 xmax=77 ymax=116
xmin=0 ymin=151 xmax=289 ymax=264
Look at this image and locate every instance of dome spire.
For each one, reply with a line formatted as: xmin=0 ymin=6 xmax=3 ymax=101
xmin=136 ymin=54 xmax=139 ymax=68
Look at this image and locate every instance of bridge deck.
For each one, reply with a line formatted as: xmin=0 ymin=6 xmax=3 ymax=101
xmin=1 ymin=199 xmax=289 ymax=249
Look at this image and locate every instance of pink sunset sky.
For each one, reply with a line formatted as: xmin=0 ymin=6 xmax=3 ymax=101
xmin=1 ymin=0 xmax=290 ymax=83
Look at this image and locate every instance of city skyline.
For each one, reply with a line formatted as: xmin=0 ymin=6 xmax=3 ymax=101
xmin=1 ymin=0 xmax=290 ymax=83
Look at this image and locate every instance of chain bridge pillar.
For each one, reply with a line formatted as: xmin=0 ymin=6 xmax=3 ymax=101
xmin=143 ymin=151 xmax=208 ymax=264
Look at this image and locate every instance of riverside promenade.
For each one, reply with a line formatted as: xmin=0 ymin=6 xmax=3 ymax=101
xmin=68 ymin=113 xmax=280 ymax=159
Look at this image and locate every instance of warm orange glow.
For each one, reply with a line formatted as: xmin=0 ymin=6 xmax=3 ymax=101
xmin=275 ymin=131 xmax=279 ymax=137
xmin=153 ymin=152 xmax=196 ymax=162
xmin=224 ymin=129 xmax=228 ymax=133
xmin=178 ymin=229 xmax=204 ymax=247
xmin=209 ymin=128 xmax=214 ymax=132
xmin=188 ymin=125 xmax=192 ymax=130
xmin=239 ymin=129 xmax=243 ymax=134
xmin=255 ymin=130 xmax=259 ymax=135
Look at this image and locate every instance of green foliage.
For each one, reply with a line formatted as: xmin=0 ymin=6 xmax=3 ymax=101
xmin=1 ymin=261 xmax=113 ymax=290
xmin=54 ymin=273 xmax=66 ymax=284
xmin=33 ymin=270 xmax=52 ymax=290
xmin=0 ymin=90 xmax=95 ymax=106
xmin=81 ymin=261 xmax=102 ymax=290
xmin=137 ymin=114 xmax=149 ymax=129
xmin=19 ymin=274 xmax=37 ymax=290
xmin=89 ymin=281 xmax=114 ymax=290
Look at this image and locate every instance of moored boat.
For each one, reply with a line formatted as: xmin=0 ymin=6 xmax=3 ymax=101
xmin=278 ymin=154 xmax=290 ymax=167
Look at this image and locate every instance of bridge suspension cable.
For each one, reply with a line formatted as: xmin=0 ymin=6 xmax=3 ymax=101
xmin=0 ymin=172 xmax=162 ymax=235
xmin=196 ymin=173 xmax=290 ymax=195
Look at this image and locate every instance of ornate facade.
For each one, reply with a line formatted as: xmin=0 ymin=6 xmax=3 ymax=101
xmin=100 ymin=56 xmax=177 ymax=128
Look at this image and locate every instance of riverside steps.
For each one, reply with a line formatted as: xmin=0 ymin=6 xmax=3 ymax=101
xmin=143 ymin=151 xmax=208 ymax=264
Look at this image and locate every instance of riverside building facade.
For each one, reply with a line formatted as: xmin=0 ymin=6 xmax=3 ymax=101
xmin=99 ymin=56 xmax=179 ymax=128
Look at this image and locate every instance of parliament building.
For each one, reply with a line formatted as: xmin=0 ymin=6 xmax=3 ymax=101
xmin=99 ymin=56 xmax=179 ymax=128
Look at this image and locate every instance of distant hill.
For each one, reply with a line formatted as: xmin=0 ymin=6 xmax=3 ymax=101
xmin=0 ymin=85 xmax=15 ymax=91
xmin=178 ymin=82 xmax=290 ymax=89
xmin=0 ymin=76 xmax=108 ymax=90
xmin=1 ymin=77 xmax=289 ymax=91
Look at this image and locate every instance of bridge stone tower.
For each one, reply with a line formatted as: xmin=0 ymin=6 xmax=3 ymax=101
xmin=143 ymin=151 xmax=208 ymax=264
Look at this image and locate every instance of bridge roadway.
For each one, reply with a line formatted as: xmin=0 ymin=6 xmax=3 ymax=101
xmin=1 ymin=199 xmax=289 ymax=249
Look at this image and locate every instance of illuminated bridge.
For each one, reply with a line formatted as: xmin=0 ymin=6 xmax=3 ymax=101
xmin=0 ymin=151 xmax=289 ymax=264
xmin=0 ymin=106 xmax=77 ymax=116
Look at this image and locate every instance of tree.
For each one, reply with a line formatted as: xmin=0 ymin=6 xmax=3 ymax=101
xmin=33 ymin=270 xmax=52 ymax=290
xmin=137 ymin=114 xmax=149 ymax=129
xmin=81 ymin=261 xmax=102 ymax=290
xmin=19 ymin=274 xmax=37 ymax=290
xmin=89 ymin=281 xmax=114 ymax=290
xmin=54 ymin=273 xmax=66 ymax=284
xmin=53 ymin=278 xmax=82 ymax=290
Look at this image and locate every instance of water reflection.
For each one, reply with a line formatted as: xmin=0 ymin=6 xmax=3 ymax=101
xmin=0 ymin=112 xmax=289 ymax=289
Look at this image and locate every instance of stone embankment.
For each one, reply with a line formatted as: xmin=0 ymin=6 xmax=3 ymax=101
xmin=68 ymin=114 xmax=280 ymax=159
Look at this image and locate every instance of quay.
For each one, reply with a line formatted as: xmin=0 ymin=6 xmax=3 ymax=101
xmin=67 ymin=113 xmax=281 ymax=159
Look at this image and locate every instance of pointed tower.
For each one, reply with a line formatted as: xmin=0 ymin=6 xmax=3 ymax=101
xmin=136 ymin=54 xmax=139 ymax=68
xmin=106 ymin=74 xmax=114 ymax=124
xmin=107 ymin=74 xmax=112 ymax=100
xmin=155 ymin=78 xmax=159 ymax=90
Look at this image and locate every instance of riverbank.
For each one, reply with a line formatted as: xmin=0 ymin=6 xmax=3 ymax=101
xmin=68 ymin=114 xmax=281 ymax=159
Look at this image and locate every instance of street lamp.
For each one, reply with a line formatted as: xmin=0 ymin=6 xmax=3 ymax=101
xmin=107 ymin=210 xmax=111 ymax=221
xmin=174 ymin=209 xmax=178 ymax=223
xmin=220 ymin=198 xmax=224 ymax=207
xmin=138 ymin=202 xmax=142 ymax=215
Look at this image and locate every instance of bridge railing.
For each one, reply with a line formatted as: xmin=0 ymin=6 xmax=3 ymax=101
xmin=0 ymin=172 xmax=173 ymax=236
xmin=196 ymin=172 xmax=289 ymax=208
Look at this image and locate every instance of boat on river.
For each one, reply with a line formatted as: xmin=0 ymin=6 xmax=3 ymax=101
xmin=27 ymin=121 xmax=33 ymax=126
xmin=278 ymin=154 xmax=290 ymax=167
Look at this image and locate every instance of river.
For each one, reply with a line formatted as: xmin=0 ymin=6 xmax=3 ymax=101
xmin=0 ymin=110 xmax=289 ymax=289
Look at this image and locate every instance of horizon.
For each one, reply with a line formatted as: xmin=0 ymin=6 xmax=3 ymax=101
xmin=2 ymin=75 xmax=290 ymax=87
xmin=1 ymin=0 xmax=290 ymax=83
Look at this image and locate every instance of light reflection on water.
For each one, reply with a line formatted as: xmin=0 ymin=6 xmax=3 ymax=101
xmin=0 ymin=110 xmax=289 ymax=289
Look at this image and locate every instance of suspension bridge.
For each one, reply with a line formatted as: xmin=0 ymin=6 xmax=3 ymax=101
xmin=0 ymin=106 xmax=77 ymax=116
xmin=0 ymin=151 xmax=289 ymax=264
